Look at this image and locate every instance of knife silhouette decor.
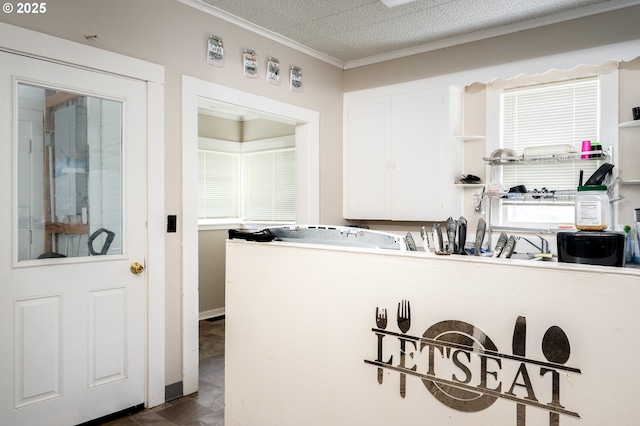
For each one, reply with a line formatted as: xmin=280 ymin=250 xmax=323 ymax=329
xmin=513 ymin=316 xmax=527 ymax=426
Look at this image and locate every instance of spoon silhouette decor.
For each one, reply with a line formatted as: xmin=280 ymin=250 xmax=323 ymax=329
xmin=541 ymin=325 xmax=571 ymax=426
xmin=542 ymin=325 xmax=571 ymax=364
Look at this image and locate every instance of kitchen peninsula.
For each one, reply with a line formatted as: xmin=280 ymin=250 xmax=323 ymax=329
xmin=226 ymin=239 xmax=640 ymax=426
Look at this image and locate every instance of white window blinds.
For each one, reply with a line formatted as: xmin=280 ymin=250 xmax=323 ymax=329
xmin=502 ymin=78 xmax=599 ymax=191
xmin=244 ymin=148 xmax=296 ymax=222
xmin=198 ymin=150 xmax=240 ymax=219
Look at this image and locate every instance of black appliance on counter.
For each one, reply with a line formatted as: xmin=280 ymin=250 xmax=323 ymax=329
xmin=557 ymin=231 xmax=626 ymax=267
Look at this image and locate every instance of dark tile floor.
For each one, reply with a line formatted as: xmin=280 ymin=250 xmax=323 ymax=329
xmin=103 ymin=318 xmax=225 ymax=426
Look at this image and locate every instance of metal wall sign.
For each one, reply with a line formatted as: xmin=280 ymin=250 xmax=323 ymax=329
xmin=365 ymin=300 xmax=580 ymax=425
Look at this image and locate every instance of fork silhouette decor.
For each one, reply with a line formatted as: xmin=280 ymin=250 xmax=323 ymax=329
xmin=397 ymin=299 xmax=411 ymax=333
xmin=375 ymin=307 xmax=388 ymax=384
xmin=397 ymin=300 xmax=416 ymax=398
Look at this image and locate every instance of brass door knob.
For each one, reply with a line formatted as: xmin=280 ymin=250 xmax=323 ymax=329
xmin=130 ymin=262 xmax=145 ymax=274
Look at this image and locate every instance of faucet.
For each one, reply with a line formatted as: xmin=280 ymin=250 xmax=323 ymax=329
xmin=515 ymin=234 xmax=550 ymax=254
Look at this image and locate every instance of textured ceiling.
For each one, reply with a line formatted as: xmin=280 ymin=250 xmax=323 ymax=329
xmin=195 ymin=0 xmax=640 ymax=66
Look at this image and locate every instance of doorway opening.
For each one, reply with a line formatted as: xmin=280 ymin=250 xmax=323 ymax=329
xmin=181 ymin=76 xmax=320 ymax=395
xmin=196 ymin=99 xmax=297 ymax=320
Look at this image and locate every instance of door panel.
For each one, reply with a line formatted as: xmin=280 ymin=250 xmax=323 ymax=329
xmin=0 ymin=51 xmax=147 ymax=425
xmin=88 ymin=287 xmax=127 ymax=387
xmin=13 ymin=295 xmax=62 ymax=408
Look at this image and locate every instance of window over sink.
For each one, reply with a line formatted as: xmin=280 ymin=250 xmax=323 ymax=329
xmin=486 ymin=63 xmax=619 ymax=230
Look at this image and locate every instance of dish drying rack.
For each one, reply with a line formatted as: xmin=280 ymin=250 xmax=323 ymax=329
xmin=478 ymin=145 xmax=619 ymax=248
xmin=484 ymin=189 xmax=578 ymax=202
xmin=482 ymin=145 xmax=612 ymax=165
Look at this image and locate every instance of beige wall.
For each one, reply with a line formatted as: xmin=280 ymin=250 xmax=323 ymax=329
xmin=198 ymin=115 xmax=242 ymax=141
xmin=198 ymin=229 xmax=227 ymax=316
xmin=0 ymin=0 xmax=344 ymax=387
xmin=4 ymin=0 xmax=640 ymax=395
xmin=343 ymin=6 xmax=640 ymax=92
xmin=198 ymin=114 xmax=295 ymax=141
xmin=242 ymin=118 xmax=295 ymax=141
xmin=618 ymin=59 xmax=640 ymax=225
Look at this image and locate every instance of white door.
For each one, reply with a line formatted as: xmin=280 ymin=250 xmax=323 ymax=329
xmin=0 ymin=51 xmax=148 ymax=425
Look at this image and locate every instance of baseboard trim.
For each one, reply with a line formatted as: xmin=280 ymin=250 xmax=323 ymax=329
xmin=165 ymin=381 xmax=184 ymax=402
xmin=199 ymin=308 xmax=225 ymax=320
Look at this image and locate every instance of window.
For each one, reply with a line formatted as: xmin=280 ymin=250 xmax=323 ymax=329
xmin=197 ymin=136 xmax=296 ymax=225
xmin=17 ymin=83 xmax=125 ymax=260
xmin=502 ymin=78 xmax=599 ymax=192
xmin=244 ymin=148 xmax=296 ymax=222
xmin=198 ymin=150 xmax=240 ymax=220
xmin=486 ymin=65 xmax=618 ymax=230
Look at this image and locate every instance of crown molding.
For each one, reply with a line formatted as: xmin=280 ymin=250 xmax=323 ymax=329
xmin=178 ymin=0 xmax=640 ymax=70
xmin=176 ymin=0 xmax=345 ymax=68
xmin=343 ymin=0 xmax=640 ymax=69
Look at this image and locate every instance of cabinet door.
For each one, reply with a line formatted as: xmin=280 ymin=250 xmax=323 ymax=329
xmin=392 ymin=88 xmax=443 ymax=220
xmin=343 ymin=96 xmax=392 ymax=219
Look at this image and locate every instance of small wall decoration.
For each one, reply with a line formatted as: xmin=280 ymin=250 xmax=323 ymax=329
xmin=266 ymin=57 xmax=280 ymax=85
xmin=243 ymin=49 xmax=258 ymax=78
xmin=290 ymin=66 xmax=303 ymax=92
xmin=207 ymin=35 xmax=224 ymax=67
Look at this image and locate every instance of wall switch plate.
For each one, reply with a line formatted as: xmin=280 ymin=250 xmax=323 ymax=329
xmin=167 ymin=215 xmax=177 ymax=233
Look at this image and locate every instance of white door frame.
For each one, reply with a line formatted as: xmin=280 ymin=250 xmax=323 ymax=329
xmin=181 ymin=76 xmax=320 ymax=395
xmin=0 ymin=22 xmax=166 ymax=408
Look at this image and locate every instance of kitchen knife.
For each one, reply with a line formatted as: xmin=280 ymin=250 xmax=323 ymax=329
xmin=474 ymin=218 xmax=486 ymax=256
xmin=457 ymin=216 xmax=467 ymax=255
xmin=432 ymin=223 xmax=444 ymax=253
xmin=420 ymin=226 xmax=432 ymax=253
xmin=446 ymin=216 xmax=457 ymax=253
xmin=492 ymin=232 xmax=508 ymax=257
xmin=405 ymin=232 xmax=417 ymax=251
xmin=499 ymin=235 xmax=516 ymax=258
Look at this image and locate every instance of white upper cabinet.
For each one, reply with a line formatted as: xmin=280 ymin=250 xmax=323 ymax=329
xmin=391 ymin=88 xmax=443 ymax=220
xmin=343 ymin=84 xmax=462 ymax=221
xmin=343 ymin=95 xmax=392 ymax=219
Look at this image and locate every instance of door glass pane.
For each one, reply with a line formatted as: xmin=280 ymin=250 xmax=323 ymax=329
xmin=17 ymin=83 xmax=123 ymax=260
